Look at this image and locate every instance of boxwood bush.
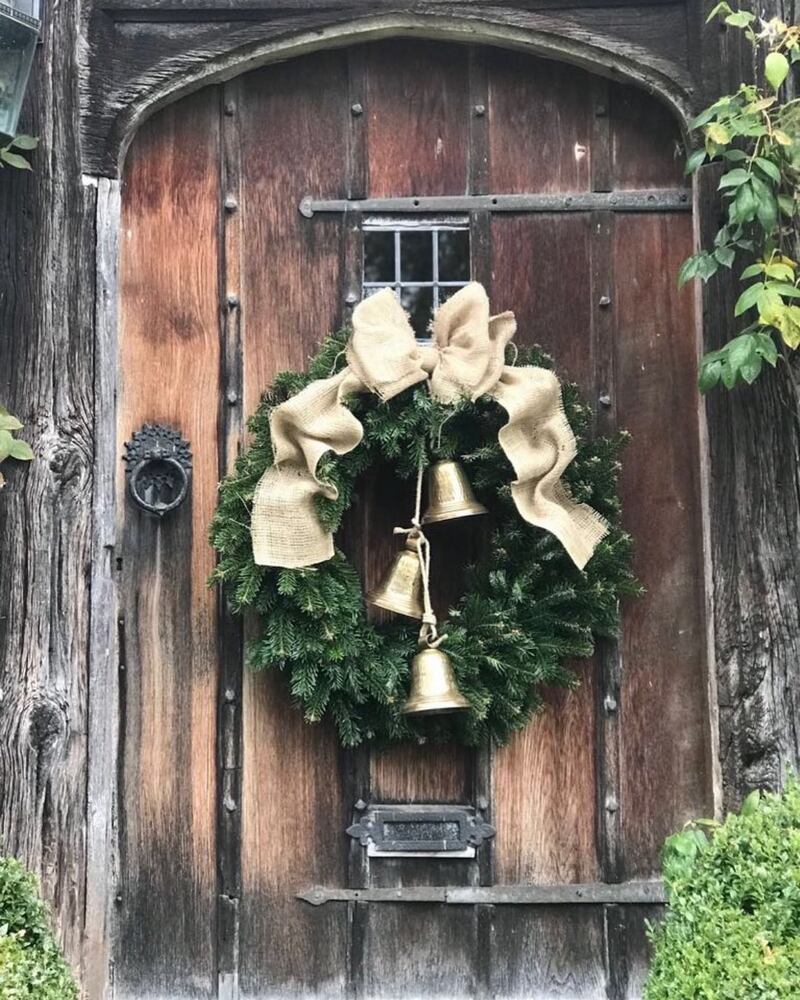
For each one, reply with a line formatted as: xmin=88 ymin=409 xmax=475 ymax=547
xmin=0 ymin=855 xmax=77 ymax=998
xmin=645 ymin=780 xmax=800 ymax=999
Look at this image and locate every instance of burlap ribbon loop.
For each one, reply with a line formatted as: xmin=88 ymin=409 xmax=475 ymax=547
xmin=252 ymin=282 xmax=608 ymax=570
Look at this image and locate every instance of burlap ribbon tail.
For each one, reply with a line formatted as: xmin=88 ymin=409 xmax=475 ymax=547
xmin=252 ymin=282 xmax=607 ymax=571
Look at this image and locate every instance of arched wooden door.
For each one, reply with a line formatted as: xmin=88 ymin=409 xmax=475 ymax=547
xmin=116 ymin=40 xmax=713 ymax=999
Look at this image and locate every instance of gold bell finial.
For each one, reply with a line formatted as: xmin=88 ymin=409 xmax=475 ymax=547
xmin=401 ymin=645 xmax=470 ymax=715
xmin=366 ymin=536 xmax=425 ymax=620
xmin=422 ymin=460 xmax=488 ymax=525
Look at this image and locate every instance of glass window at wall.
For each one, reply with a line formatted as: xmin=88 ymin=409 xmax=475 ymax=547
xmin=363 ymin=220 xmax=471 ymax=339
xmin=0 ymin=1 xmax=42 ymax=138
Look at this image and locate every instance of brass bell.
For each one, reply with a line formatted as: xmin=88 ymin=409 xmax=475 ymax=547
xmin=401 ymin=645 xmax=470 ymax=715
xmin=422 ymin=460 xmax=488 ymax=524
xmin=366 ymin=536 xmax=425 ymax=620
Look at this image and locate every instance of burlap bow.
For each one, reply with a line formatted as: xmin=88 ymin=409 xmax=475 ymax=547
xmin=252 ymin=282 xmax=607 ymax=570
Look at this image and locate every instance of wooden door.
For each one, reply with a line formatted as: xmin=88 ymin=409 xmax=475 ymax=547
xmin=116 ymin=40 xmax=713 ymax=999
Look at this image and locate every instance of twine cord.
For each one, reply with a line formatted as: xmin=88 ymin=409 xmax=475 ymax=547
xmin=393 ymin=457 xmax=447 ymax=648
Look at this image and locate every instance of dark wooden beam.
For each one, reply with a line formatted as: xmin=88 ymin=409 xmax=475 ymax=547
xmin=0 ymin=0 xmax=94 ymax=976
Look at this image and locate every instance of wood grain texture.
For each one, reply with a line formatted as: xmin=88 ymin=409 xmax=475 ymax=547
xmin=84 ymin=177 xmax=122 ymax=999
xmin=494 ymin=681 xmax=600 ymax=884
xmin=490 ymin=214 xmax=594 ymax=390
xmin=0 ymin=0 xmax=93 ymax=976
xmin=491 ymin=212 xmax=598 ymax=885
xmin=116 ymin=87 xmax=221 ymax=996
xmin=237 ymin=53 xmax=350 ymax=997
xmin=365 ymin=40 xmax=469 ymax=198
xmin=81 ymin=3 xmax=696 ymax=177
xmin=488 ymin=51 xmax=592 ymax=195
xmin=614 ymin=213 xmax=714 ymax=876
xmin=608 ymin=81 xmax=684 ymax=190
xmin=698 ymin=158 xmax=800 ymax=805
xmin=490 ymin=905 xmax=606 ymax=998
xmin=362 ymin=903 xmax=476 ymax=998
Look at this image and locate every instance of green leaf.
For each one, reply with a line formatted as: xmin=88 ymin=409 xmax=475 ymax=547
xmin=734 ymin=282 xmax=763 ymax=316
xmin=731 ymin=180 xmax=757 ymax=223
xmin=718 ymin=168 xmax=751 ymax=189
xmin=767 ymin=281 xmax=800 ymax=299
xmin=9 ymin=439 xmax=33 ymax=461
xmin=10 ymin=134 xmax=38 ymax=151
xmin=0 ymin=410 xmax=23 ymax=431
xmin=740 ymin=262 xmax=765 ymax=280
xmin=705 ymin=0 xmax=733 ymax=22
xmin=684 ymin=148 xmax=707 ymax=174
xmin=753 ymin=156 xmax=781 ymax=183
xmin=714 ymin=245 xmax=736 ymax=268
xmin=678 ymin=256 xmax=700 ymax=287
xmin=756 ymin=190 xmax=778 ymax=233
xmin=724 ymin=9 xmax=755 ymax=26
xmin=690 ymin=106 xmax=717 ymax=130
xmin=0 ymin=430 xmax=13 ymax=463
xmin=706 ymin=123 xmax=731 ymax=145
xmin=698 ymin=356 xmax=722 ymax=392
xmin=0 ymin=150 xmax=31 ymax=170
xmin=740 ymin=789 xmax=761 ymax=815
xmin=778 ymin=194 xmax=796 ymax=217
xmin=765 ymin=51 xmax=790 ymax=90
xmin=763 ymin=262 xmax=795 ymax=281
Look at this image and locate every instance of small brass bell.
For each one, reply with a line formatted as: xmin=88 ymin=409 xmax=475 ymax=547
xmin=422 ymin=460 xmax=488 ymax=524
xmin=366 ymin=536 xmax=425 ymax=620
xmin=401 ymin=645 xmax=470 ymax=715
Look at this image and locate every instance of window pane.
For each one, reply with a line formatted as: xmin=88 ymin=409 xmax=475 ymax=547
xmin=401 ymin=231 xmax=433 ymax=282
xmin=438 ymin=229 xmax=470 ymax=282
xmin=401 ymin=286 xmax=434 ymax=338
xmin=364 ymin=231 xmax=395 ymax=283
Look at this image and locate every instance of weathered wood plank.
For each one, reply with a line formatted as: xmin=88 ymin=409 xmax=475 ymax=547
xmin=116 ymin=87 xmax=221 ymax=996
xmin=698 ymin=157 xmax=800 ymax=805
xmin=81 ymin=4 xmax=695 ymax=177
xmin=608 ymin=80 xmax=684 ymax=189
xmin=0 ymin=0 xmax=93 ymax=975
xmin=364 ymin=39 xmax=469 ymax=198
xmin=614 ymin=213 xmax=714 ymax=876
xmin=490 ymin=905 xmax=607 ymax=998
xmin=84 ymin=176 xmax=121 ymax=999
xmin=487 ymin=49 xmax=593 ymax=195
xmin=362 ymin=903 xmax=476 ymax=998
xmin=237 ymin=52 xmax=350 ymax=998
xmin=491 ymin=212 xmax=599 ymax=886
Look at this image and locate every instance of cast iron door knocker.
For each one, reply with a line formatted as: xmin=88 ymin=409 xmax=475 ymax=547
xmin=123 ymin=424 xmax=192 ymax=518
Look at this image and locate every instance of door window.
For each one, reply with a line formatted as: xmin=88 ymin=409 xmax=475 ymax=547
xmin=363 ymin=219 xmax=470 ymax=338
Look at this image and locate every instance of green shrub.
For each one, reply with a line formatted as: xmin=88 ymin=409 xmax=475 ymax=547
xmin=0 ymin=856 xmax=77 ymax=999
xmin=645 ymin=781 xmax=800 ymax=1000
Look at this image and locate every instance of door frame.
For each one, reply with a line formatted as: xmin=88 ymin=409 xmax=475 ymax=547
xmin=83 ymin=17 xmax=719 ymax=997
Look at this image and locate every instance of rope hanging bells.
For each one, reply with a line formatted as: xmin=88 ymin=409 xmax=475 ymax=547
xmin=210 ymin=282 xmax=641 ymax=748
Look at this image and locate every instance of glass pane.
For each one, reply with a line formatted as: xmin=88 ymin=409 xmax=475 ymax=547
xmin=438 ymin=229 xmax=470 ymax=282
xmin=364 ymin=231 xmax=395 ymax=283
xmin=401 ymin=287 xmax=434 ymax=339
xmin=401 ymin=231 xmax=433 ymax=282
xmin=0 ymin=19 xmax=37 ymax=138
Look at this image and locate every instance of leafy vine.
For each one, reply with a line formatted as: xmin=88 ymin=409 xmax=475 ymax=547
xmin=680 ymin=8 xmax=799 ymax=392
xmin=0 ymin=406 xmax=33 ymax=489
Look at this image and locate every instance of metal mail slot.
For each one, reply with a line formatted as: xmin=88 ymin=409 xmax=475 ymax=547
xmin=346 ymin=804 xmax=495 ymax=859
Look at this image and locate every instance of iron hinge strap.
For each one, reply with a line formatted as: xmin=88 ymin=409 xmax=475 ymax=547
xmin=299 ymin=191 xmax=691 ymax=218
xmin=297 ymin=880 xmax=667 ymax=907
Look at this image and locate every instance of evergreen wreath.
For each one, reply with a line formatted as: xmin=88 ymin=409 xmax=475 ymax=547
xmin=210 ymin=329 xmax=640 ymax=748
